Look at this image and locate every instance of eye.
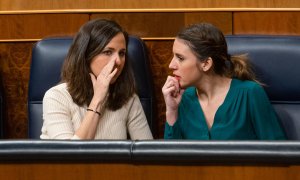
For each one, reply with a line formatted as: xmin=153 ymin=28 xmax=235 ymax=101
xmin=119 ymin=50 xmax=126 ymax=57
xmin=176 ymin=54 xmax=184 ymax=62
xmin=102 ymin=50 xmax=112 ymax=56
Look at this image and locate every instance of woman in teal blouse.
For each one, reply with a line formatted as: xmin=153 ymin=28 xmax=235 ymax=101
xmin=162 ymin=23 xmax=286 ymax=140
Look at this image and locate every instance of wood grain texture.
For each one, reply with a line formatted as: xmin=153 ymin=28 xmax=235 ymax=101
xmin=1 ymin=0 xmax=300 ymax=11
xmin=0 ymin=163 xmax=298 ymax=179
xmin=0 ymin=14 xmax=88 ymax=39
xmin=0 ymin=42 xmax=33 ymax=138
xmin=233 ymin=12 xmax=300 ymax=35
xmin=145 ymin=41 xmax=173 ymax=137
xmin=91 ymin=12 xmax=232 ymax=37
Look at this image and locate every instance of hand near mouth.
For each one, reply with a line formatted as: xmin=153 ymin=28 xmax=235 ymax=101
xmin=162 ymin=75 xmax=185 ymax=126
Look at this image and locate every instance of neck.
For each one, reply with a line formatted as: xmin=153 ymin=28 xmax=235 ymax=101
xmin=195 ymin=75 xmax=232 ymax=102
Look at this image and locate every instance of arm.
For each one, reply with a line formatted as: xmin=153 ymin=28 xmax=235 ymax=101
xmin=164 ymin=120 xmax=183 ymax=139
xmin=162 ymin=76 xmax=185 ymax=126
xmin=42 ymin=87 xmax=78 ymax=139
xmin=43 ymin=58 xmax=117 ymax=140
xmin=74 ymin=58 xmax=118 ymax=139
xmin=249 ymin=84 xmax=286 ymax=140
xmin=126 ymin=95 xmax=153 ymax=140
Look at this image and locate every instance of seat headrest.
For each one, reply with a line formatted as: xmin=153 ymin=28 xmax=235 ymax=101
xmin=226 ymin=35 xmax=300 ymax=103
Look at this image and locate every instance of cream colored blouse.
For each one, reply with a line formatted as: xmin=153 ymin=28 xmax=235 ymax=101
xmin=41 ymin=83 xmax=153 ymax=140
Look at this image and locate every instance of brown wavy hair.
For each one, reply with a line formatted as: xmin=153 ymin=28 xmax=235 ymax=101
xmin=177 ymin=23 xmax=259 ymax=83
xmin=61 ymin=19 xmax=135 ymax=110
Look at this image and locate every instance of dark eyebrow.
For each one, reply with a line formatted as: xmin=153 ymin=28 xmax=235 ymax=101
xmin=103 ymin=47 xmax=114 ymax=51
xmin=174 ymin=53 xmax=184 ymax=57
xmin=103 ymin=47 xmax=126 ymax=51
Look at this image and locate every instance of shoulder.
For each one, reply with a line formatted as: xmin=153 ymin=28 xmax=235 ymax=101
xmin=180 ymin=87 xmax=197 ymax=107
xmin=231 ymin=78 xmax=263 ymax=92
xmin=43 ymin=83 xmax=72 ymax=101
xmin=230 ymin=79 xmax=269 ymax=102
xmin=123 ymin=93 xmax=142 ymax=109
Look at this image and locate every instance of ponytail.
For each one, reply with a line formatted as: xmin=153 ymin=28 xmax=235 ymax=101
xmin=227 ymin=54 xmax=261 ymax=84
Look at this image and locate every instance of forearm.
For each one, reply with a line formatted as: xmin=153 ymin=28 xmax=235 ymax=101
xmin=75 ymin=112 xmax=100 ymax=139
xmin=166 ymin=110 xmax=178 ymax=126
xmin=75 ymin=97 xmax=104 ymax=139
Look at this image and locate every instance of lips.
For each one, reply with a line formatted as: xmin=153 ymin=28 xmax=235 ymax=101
xmin=174 ymin=75 xmax=181 ymax=88
xmin=174 ymin=75 xmax=181 ymax=80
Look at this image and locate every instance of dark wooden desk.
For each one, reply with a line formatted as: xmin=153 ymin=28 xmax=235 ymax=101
xmin=0 ymin=140 xmax=299 ymax=179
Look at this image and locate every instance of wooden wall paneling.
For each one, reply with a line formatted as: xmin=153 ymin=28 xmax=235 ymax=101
xmin=233 ymin=12 xmax=300 ymax=35
xmin=91 ymin=12 xmax=232 ymax=38
xmin=144 ymin=40 xmax=173 ymax=138
xmin=0 ymin=14 xmax=89 ymax=40
xmin=0 ymin=42 xmax=33 ymax=138
xmin=1 ymin=0 xmax=300 ymax=11
xmin=184 ymin=12 xmax=232 ymax=34
xmin=91 ymin=13 xmax=185 ymax=38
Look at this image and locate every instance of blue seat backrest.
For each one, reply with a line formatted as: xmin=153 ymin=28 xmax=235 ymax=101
xmin=28 ymin=36 xmax=156 ymax=139
xmin=226 ymin=35 xmax=300 ymax=140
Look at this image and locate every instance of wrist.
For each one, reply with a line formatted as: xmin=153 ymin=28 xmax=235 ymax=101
xmin=89 ymin=97 xmax=106 ymax=112
xmin=166 ymin=111 xmax=178 ymax=126
xmin=87 ymin=108 xmax=101 ymax=116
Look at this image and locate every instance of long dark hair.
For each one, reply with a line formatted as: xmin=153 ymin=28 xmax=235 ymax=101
xmin=61 ymin=19 xmax=135 ymax=110
xmin=177 ymin=23 xmax=258 ymax=82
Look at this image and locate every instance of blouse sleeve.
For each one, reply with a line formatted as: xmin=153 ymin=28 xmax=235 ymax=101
xmin=248 ymin=84 xmax=287 ymax=140
xmin=42 ymin=87 xmax=78 ymax=139
xmin=164 ymin=120 xmax=183 ymax=139
xmin=126 ymin=94 xmax=153 ymax=140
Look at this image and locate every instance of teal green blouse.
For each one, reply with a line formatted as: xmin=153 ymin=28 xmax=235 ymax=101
xmin=164 ymin=79 xmax=286 ymax=140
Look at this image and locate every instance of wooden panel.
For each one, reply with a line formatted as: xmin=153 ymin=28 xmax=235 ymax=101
xmin=1 ymin=0 xmax=300 ymax=11
xmin=184 ymin=12 xmax=232 ymax=35
xmin=91 ymin=13 xmax=184 ymax=37
xmin=91 ymin=12 xmax=232 ymax=37
xmin=0 ymin=14 xmax=88 ymax=39
xmin=233 ymin=12 xmax=300 ymax=35
xmin=145 ymin=41 xmax=173 ymax=137
xmin=0 ymin=42 xmax=33 ymax=138
xmin=290 ymin=166 xmax=300 ymax=179
xmin=0 ymin=163 xmax=298 ymax=179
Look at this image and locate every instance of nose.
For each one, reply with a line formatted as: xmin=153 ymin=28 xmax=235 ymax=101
xmin=169 ymin=57 xmax=177 ymax=70
xmin=114 ymin=54 xmax=122 ymax=66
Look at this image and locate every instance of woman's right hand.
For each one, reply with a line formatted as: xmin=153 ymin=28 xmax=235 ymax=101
xmin=162 ymin=76 xmax=185 ymax=125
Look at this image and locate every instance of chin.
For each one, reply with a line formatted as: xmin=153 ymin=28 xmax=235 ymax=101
xmin=180 ymin=85 xmax=188 ymax=89
xmin=180 ymin=82 xmax=191 ymax=90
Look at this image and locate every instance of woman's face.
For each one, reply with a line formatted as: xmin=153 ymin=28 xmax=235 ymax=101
xmin=169 ymin=38 xmax=203 ymax=89
xmin=90 ymin=32 xmax=126 ymax=84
